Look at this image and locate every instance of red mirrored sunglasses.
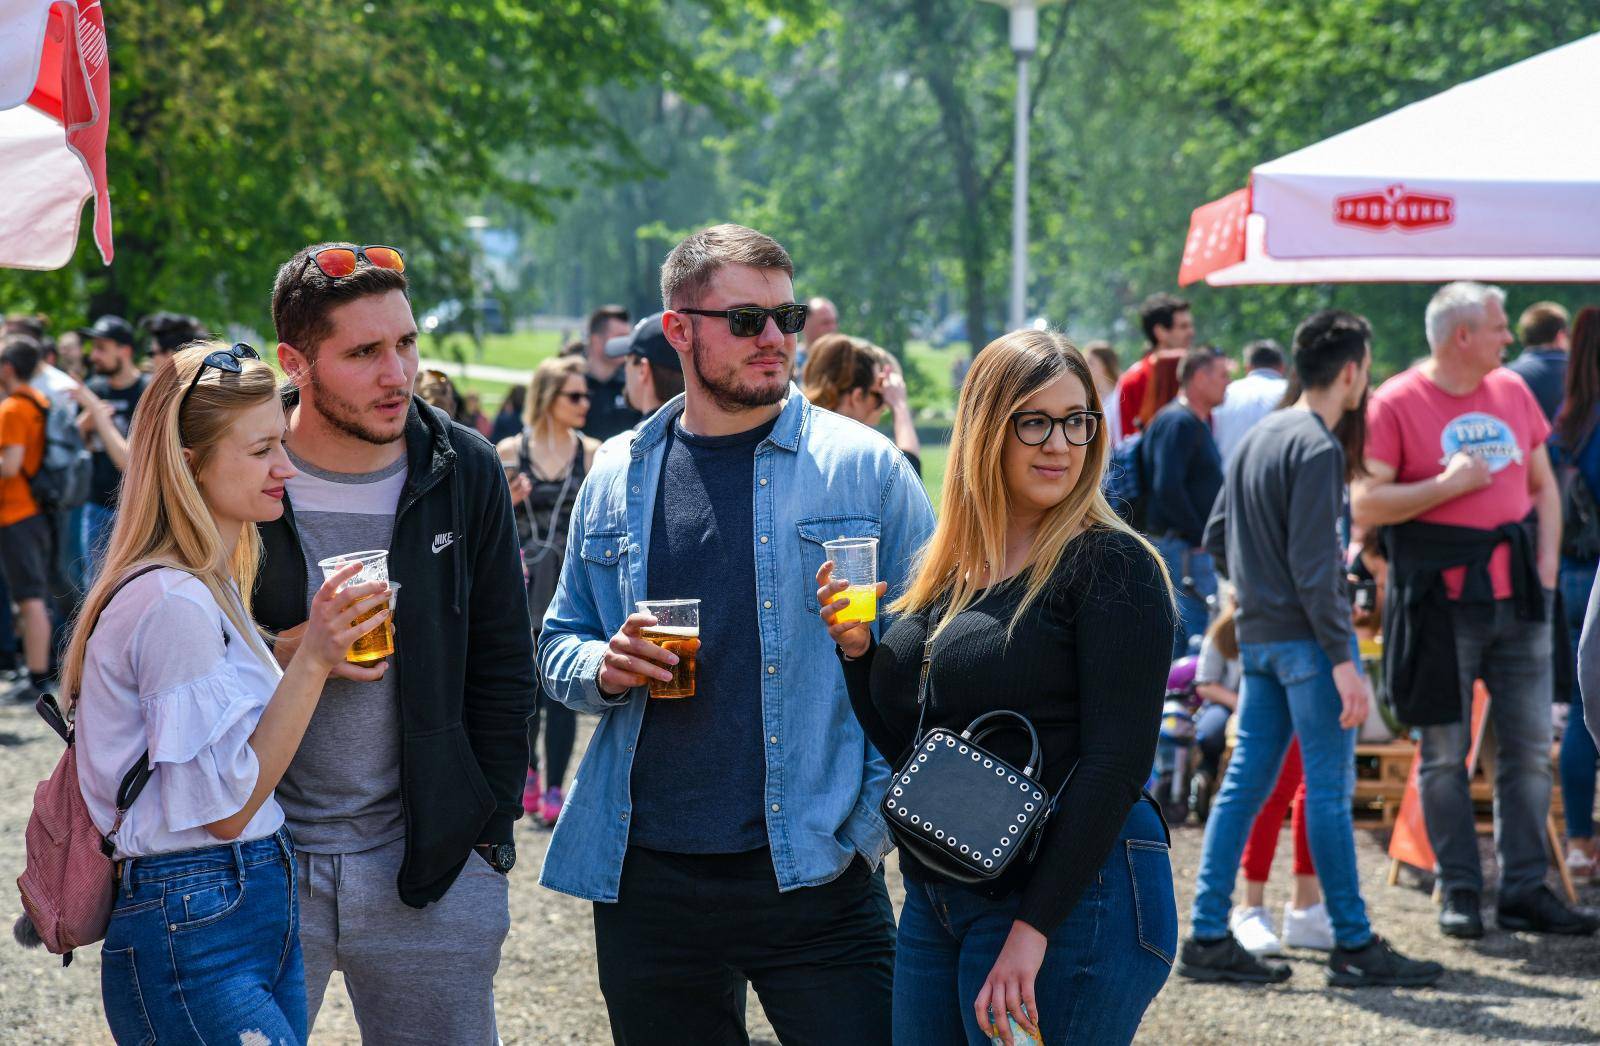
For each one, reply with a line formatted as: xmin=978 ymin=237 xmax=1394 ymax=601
xmin=309 ymin=244 xmax=406 ymax=279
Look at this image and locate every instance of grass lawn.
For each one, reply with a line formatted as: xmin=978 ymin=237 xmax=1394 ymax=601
xmin=427 ymin=329 xmax=566 ymax=373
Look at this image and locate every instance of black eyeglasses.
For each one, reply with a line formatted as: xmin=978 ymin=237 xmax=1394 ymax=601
xmin=1010 ymin=409 xmax=1102 ymax=447
xmin=180 ymin=342 xmax=261 ymax=420
xmin=559 ymin=391 xmax=591 ymax=404
xmin=677 ymin=303 xmax=809 ymax=338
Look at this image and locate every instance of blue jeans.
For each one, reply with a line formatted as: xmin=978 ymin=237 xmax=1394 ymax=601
xmin=1190 ymin=638 xmax=1371 ymax=949
xmin=1560 ymin=561 xmax=1597 ymax=840
xmin=102 ymin=829 xmax=306 ymax=1045
xmin=1151 ymin=536 xmax=1215 ymax=657
xmin=893 ymin=801 xmax=1174 ymax=1046
xmin=81 ymin=501 xmax=116 ymax=587
xmin=1195 ymin=702 xmax=1232 ymax=775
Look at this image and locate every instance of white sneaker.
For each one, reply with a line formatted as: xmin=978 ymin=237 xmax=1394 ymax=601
xmin=1566 ymin=847 xmax=1598 ymax=885
xmin=1281 ymin=901 xmax=1335 ymax=950
xmin=1228 ymin=905 xmax=1283 ymax=957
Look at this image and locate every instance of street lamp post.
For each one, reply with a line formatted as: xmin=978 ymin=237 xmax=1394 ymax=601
xmin=981 ymin=0 xmax=1064 ymax=333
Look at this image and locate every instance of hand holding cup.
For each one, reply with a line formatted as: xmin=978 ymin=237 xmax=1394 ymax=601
xmin=298 ymin=562 xmax=392 ymax=675
xmin=817 ymin=560 xmax=886 ymax=660
xmin=598 ymin=612 xmax=680 ymax=696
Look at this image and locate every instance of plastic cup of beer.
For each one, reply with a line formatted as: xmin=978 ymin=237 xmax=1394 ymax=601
xmin=317 ymin=549 xmax=390 ymax=586
xmin=823 ymin=537 xmax=879 ymax=623
xmin=345 ymin=583 xmax=399 ymax=664
xmin=317 ymin=550 xmax=394 ymax=664
xmin=635 ymin=599 xmax=700 ymax=699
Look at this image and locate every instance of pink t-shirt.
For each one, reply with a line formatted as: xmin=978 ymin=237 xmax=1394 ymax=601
xmin=1366 ymin=365 xmax=1549 ymax=600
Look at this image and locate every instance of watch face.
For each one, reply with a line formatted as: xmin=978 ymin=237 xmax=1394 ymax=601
xmin=490 ymin=843 xmax=516 ymax=872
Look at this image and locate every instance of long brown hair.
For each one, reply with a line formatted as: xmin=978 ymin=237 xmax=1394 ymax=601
xmin=523 ymin=355 xmax=587 ymax=432
xmin=59 ymin=343 xmax=280 ymax=704
xmin=802 ymin=333 xmax=878 ymax=411
xmin=1555 ymin=306 xmax=1600 ymax=451
xmin=1204 ymin=594 xmax=1239 ymax=661
xmin=890 ymin=329 xmax=1173 ymax=638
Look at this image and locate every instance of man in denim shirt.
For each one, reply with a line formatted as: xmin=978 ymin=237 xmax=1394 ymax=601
xmin=540 ymin=224 xmax=934 ymax=1044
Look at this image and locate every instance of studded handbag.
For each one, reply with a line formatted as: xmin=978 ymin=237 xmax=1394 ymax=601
xmin=881 ymin=634 xmax=1074 ymax=884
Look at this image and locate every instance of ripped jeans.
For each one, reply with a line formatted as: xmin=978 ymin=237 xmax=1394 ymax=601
xmin=102 ymin=828 xmax=306 ymax=1045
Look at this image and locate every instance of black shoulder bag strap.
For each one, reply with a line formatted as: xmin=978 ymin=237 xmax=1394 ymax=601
xmin=37 ymin=564 xmax=170 ymax=820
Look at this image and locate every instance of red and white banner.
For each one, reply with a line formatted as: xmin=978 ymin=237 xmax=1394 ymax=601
xmin=1178 ymin=30 xmax=1600 ymax=287
xmin=0 ymin=0 xmax=114 ymax=270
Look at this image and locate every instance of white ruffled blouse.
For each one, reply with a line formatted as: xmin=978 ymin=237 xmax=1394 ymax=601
xmin=76 ymin=568 xmax=284 ymax=858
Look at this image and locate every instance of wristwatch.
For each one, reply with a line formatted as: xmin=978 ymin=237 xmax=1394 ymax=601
xmin=474 ymin=841 xmax=516 ymax=874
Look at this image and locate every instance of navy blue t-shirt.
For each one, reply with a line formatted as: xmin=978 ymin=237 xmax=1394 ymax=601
xmin=629 ymin=415 xmax=777 ymax=853
xmin=1508 ymin=348 xmax=1567 ymax=424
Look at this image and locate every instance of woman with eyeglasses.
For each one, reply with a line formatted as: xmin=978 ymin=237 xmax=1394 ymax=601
xmin=816 ymin=330 xmax=1178 ymax=1045
xmin=802 ymin=333 xmax=924 ymax=474
xmin=497 ymin=355 xmax=597 ymax=826
xmin=61 ymin=342 xmax=390 ymax=1042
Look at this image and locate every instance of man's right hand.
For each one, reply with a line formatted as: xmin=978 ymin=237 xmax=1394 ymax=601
xmin=1331 ymin=660 xmax=1371 ymax=731
xmin=597 ymin=611 xmax=677 ymax=696
xmin=1441 ymin=451 xmax=1492 ymax=496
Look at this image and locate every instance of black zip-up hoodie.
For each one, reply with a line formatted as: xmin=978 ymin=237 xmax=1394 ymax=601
xmin=254 ymin=392 xmax=535 ymax=908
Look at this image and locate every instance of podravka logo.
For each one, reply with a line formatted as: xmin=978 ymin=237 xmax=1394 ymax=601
xmin=1333 ymin=184 xmax=1455 ymax=232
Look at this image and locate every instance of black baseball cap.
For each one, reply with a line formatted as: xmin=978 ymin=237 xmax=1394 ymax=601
xmin=76 ymin=314 xmax=138 ymax=349
xmin=604 ymin=312 xmax=681 ymax=374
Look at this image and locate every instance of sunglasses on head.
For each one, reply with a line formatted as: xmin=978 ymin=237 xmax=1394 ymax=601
xmin=677 ymin=303 xmax=809 ymax=338
xmin=179 ymin=342 xmax=261 ymax=421
xmin=308 ymin=244 xmax=405 ymax=279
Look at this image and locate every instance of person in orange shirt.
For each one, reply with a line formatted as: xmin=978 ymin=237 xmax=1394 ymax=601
xmin=1116 ymin=293 xmax=1196 ymax=439
xmin=0 ymin=334 xmax=57 ymax=703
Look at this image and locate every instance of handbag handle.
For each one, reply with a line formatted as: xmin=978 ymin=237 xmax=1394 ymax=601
xmin=960 ymin=709 xmax=1044 ymax=779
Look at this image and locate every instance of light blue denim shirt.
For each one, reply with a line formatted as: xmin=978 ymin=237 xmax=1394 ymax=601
xmin=538 ymin=387 xmax=936 ymax=901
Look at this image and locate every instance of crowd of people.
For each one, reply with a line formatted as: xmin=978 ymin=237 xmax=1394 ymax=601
xmin=5 ymin=225 xmax=1599 ymax=1046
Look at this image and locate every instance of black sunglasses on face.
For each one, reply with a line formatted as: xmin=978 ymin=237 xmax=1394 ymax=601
xmin=180 ymin=342 xmax=261 ymax=420
xmin=559 ymin=391 xmax=591 ymax=404
xmin=1010 ymin=409 xmax=1102 ymax=447
xmin=677 ymin=303 xmax=809 ymax=338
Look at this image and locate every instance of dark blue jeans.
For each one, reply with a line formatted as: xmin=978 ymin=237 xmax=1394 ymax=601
xmin=1560 ymin=560 xmax=1598 ymax=840
xmin=893 ymin=801 xmax=1174 ymax=1046
xmin=1152 ymin=536 xmax=1216 ymax=657
xmin=102 ymin=829 xmax=306 ymax=1045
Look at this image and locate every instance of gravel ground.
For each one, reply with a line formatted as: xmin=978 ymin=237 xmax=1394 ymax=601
xmin=2 ymin=704 xmax=1596 ymax=1044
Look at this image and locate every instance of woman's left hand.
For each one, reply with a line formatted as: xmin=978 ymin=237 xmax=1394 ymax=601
xmin=975 ymin=920 xmax=1047 ymax=1045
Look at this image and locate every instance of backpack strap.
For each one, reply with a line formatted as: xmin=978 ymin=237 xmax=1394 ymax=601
xmin=49 ymin=563 xmax=170 ymax=845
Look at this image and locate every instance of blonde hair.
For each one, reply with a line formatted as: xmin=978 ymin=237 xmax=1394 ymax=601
xmin=802 ymin=333 xmax=880 ymax=411
xmin=891 ymin=329 xmax=1173 ymax=638
xmin=523 ymin=355 xmax=586 ymax=431
xmin=59 ymin=342 xmax=280 ymax=704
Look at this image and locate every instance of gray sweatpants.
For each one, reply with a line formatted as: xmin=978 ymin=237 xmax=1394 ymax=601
xmin=1420 ymin=598 xmax=1554 ymax=903
xmin=296 ymin=837 xmax=510 ymax=1044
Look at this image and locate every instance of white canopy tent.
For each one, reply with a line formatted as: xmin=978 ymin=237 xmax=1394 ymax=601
xmin=1179 ymin=31 xmax=1600 ymax=287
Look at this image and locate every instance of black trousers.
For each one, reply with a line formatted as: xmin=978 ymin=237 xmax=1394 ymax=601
xmin=593 ymin=846 xmax=895 ymax=1046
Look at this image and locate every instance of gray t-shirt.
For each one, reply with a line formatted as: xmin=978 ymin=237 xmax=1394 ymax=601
xmin=275 ymin=449 xmax=408 ymax=853
xmin=1195 ymin=634 xmax=1242 ymax=694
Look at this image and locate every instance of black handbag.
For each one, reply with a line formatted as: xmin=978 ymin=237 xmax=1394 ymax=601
xmin=881 ymin=634 xmax=1073 ymax=884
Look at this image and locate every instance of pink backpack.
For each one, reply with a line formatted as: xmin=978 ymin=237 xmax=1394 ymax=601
xmin=14 ymin=566 xmax=161 ymax=965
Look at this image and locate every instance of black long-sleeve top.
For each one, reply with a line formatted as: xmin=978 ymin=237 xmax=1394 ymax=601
xmin=841 ymin=528 xmax=1175 ymax=934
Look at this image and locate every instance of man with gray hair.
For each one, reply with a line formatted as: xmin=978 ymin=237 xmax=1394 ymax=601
xmin=1354 ymin=282 xmax=1596 ymax=939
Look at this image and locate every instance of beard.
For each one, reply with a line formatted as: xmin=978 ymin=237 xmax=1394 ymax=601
xmin=688 ymin=327 xmax=789 ymax=413
xmin=308 ymin=368 xmax=406 ymax=446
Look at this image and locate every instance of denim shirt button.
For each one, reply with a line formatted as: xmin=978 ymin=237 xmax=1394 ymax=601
xmin=631 ymin=486 xmax=640 ymax=494
xmin=771 ymin=803 xmax=781 ymax=813
xmin=759 ymin=535 xmax=769 ymax=544
xmin=763 ymin=600 xmax=772 ymax=609
xmin=767 ymin=665 xmax=776 ymax=675
xmin=759 ymin=477 xmax=768 ymax=486
xmin=769 ymin=735 xmax=778 ymax=744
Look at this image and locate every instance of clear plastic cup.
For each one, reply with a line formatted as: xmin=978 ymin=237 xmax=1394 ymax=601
xmin=823 ymin=537 xmax=879 ymax=623
xmin=347 ymin=583 xmax=399 ymax=664
xmin=635 ymin=599 xmax=700 ymax=698
xmin=318 ymin=549 xmax=390 ymax=587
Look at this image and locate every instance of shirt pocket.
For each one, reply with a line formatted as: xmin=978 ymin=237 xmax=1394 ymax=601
xmin=579 ymin=531 xmax=631 ymax=616
xmin=795 ymin=515 xmax=881 ymax=616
